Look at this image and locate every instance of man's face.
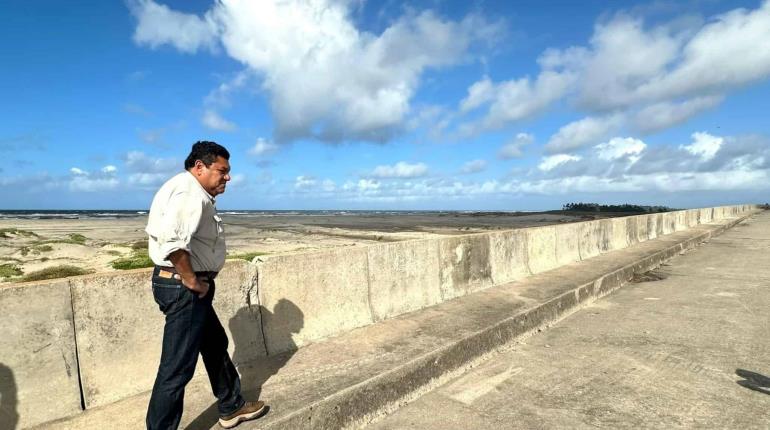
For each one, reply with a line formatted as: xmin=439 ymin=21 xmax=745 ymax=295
xmin=193 ymin=156 xmax=231 ymax=197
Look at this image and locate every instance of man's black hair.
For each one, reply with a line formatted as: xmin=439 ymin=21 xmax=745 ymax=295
xmin=184 ymin=141 xmax=230 ymax=170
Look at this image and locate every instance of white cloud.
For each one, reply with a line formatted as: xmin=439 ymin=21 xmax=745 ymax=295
xmin=130 ymin=0 xmax=218 ymax=53
xmin=460 ymin=71 xmax=575 ymax=135
xmin=498 ymin=132 xmax=534 ymax=159
xmin=371 ymin=161 xmax=428 ymax=178
xmin=294 ymin=175 xmax=317 ymax=189
xmin=595 ymin=137 xmax=646 ymax=161
xmin=681 ymin=131 xmax=723 ymax=161
xmin=545 ymin=115 xmax=623 ymax=154
xmin=248 ymin=138 xmax=278 ymax=156
xmin=202 ymin=109 xmax=237 ymax=132
xmin=66 ymin=165 xmax=120 ymax=192
xmin=538 ymin=154 xmax=582 ymax=172
xmin=457 ymin=2 xmax=770 ymax=139
xmin=633 ymin=95 xmax=723 ymax=133
xmin=123 ymin=151 xmax=178 ymax=174
xmin=322 ymin=179 xmax=336 ymax=192
xmin=460 ymin=159 xmax=487 ymax=174
xmin=133 ymin=0 xmax=501 ymax=143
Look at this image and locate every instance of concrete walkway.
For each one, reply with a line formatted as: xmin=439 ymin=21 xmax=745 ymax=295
xmin=33 ymin=212 xmax=759 ymax=430
xmin=367 ymin=211 xmax=770 ymax=429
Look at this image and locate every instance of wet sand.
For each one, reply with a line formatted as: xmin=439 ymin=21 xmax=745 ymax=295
xmin=0 ymin=212 xmax=594 ymax=282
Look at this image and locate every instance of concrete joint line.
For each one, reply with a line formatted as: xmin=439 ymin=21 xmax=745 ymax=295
xmin=249 ymin=261 xmax=270 ymax=357
xmin=67 ymin=280 xmax=86 ymax=411
xmin=365 ymin=251 xmax=376 ymax=322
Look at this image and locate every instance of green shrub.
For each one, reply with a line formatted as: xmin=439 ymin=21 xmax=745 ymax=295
xmin=105 ymin=250 xmax=122 ymax=256
xmin=33 ymin=245 xmax=53 ymax=253
xmin=69 ymin=234 xmax=87 ymax=244
xmin=0 ymin=228 xmax=39 ymax=239
xmin=111 ymin=249 xmax=154 ymax=270
xmin=227 ymin=251 xmax=268 ymax=261
xmin=20 ymin=265 xmax=91 ymax=282
xmin=0 ymin=264 xmax=23 ymax=278
xmin=131 ymin=239 xmax=149 ymax=250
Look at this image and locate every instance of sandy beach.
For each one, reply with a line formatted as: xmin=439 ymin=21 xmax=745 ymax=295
xmin=0 ymin=211 xmax=597 ymax=283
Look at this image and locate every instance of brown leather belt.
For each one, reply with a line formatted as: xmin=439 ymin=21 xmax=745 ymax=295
xmin=154 ymin=265 xmax=218 ymax=280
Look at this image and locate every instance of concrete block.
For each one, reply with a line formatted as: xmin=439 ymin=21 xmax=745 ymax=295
xmin=577 ymin=220 xmax=603 ymax=260
xmin=661 ymin=212 xmax=677 ymax=234
xmin=645 ymin=214 xmax=658 ymax=240
xmin=692 ymin=209 xmax=702 ymax=226
xmin=256 ymin=248 xmax=371 ymax=355
xmin=0 ymin=281 xmax=81 ymax=429
xmin=489 ymin=229 xmax=530 ymax=285
xmin=71 ymin=261 xmax=257 ymax=409
xmin=438 ymin=234 xmax=494 ymax=300
xmin=366 ymin=239 xmax=442 ymax=322
xmin=699 ymin=208 xmax=714 ymax=223
xmin=634 ymin=215 xmax=649 ymax=243
xmin=675 ymin=211 xmax=686 ymax=230
xmin=526 ymin=226 xmax=559 ymax=274
xmin=608 ymin=218 xmax=630 ymax=251
xmin=554 ymin=223 xmax=582 ymax=266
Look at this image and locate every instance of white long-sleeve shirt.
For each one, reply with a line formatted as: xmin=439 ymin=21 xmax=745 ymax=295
xmin=145 ymin=171 xmax=226 ymax=272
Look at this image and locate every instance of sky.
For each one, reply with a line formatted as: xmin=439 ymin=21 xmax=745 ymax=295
xmin=2 ymin=0 xmax=770 ymax=210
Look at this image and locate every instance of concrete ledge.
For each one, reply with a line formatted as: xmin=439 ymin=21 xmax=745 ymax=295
xmin=36 ymin=211 xmax=759 ymax=430
xmin=0 ymin=280 xmax=81 ymax=429
xmin=69 ymin=260 xmax=256 ymax=410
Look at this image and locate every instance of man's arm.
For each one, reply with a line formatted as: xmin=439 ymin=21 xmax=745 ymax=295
xmin=168 ymin=249 xmax=209 ymax=298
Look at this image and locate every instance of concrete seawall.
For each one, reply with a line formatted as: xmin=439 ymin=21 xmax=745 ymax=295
xmin=0 ymin=205 xmax=757 ymax=428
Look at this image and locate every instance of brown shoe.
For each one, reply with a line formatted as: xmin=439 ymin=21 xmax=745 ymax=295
xmin=218 ymin=400 xmax=268 ymax=429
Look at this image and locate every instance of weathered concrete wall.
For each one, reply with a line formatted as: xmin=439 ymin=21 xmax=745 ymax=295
xmin=367 ymin=239 xmax=442 ymax=322
xmin=255 ymin=248 xmax=371 ymax=355
xmin=3 ymin=204 xmax=759 ymax=426
xmin=438 ymin=235 xmax=494 ymax=300
xmin=69 ymin=260 xmax=257 ymax=409
xmin=0 ymin=280 xmax=81 ymax=428
xmin=489 ymin=229 xmax=530 ymax=285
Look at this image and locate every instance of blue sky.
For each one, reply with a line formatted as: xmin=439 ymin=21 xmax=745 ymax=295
xmin=3 ymin=0 xmax=770 ymax=210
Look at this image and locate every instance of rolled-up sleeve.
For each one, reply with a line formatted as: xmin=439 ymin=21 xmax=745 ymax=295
xmin=155 ymin=191 xmax=203 ymax=259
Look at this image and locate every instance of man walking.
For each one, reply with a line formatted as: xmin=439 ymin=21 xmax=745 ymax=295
xmin=145 ymin=141 xmax=266 ymax=429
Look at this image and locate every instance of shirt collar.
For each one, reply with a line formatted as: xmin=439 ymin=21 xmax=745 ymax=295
xmin=185 ymin=171 xmax=216 ymax=204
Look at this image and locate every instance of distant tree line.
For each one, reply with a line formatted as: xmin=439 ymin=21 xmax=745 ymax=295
xmin=562 ymin=202 xmax=674 ymax=213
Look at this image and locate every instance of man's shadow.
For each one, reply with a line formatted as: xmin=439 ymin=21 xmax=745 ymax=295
xmin=186 ymin=299 xmax=303 ymax=429
xmin=736 ymin=368 xmax=770 ymax=395
xmin=0 ymin=363 xmax=19 ymax=430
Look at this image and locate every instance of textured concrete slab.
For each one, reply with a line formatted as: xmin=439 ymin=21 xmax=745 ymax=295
xmin=438 ymin=234 xmax=493 ymax=300
xmin=255 ymin=248 xmax=371 ymax=355
xmin=366 ymin=239 xmax=442 ymax=322
xmin=367 ymin=211 xmax=770 ymax=430
xmin=489 ymin=229 xmax=530 ymax=285
xmin=554 ymin=223 xmax=581 ymax=266
xmin=69 ymin=261 xmax=257 ymax=410
xmin=0 ymin=280 xmax=81 ymax=429
xmin=525 ymin=225 xmax=558 ymax=274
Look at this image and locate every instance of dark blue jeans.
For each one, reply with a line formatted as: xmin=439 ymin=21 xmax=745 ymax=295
xmin=146 ymin=269 xmax=245 ymax=430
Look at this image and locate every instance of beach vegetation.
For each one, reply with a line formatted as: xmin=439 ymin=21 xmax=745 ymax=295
xmin=111 ymin=249 xmax=154 ymax=270
xmin=105 ymin=250 xmax=122 ymax=256
xmin=228 ymin=251 xmax=268 ymax=261
xmin=20 ymin=265 xmax=91 ymax=282
xmin=0 ymin=228 xmax=39 ymax=239
xmin=68 ymin=233 xmax=87 ymax=244
xmin=32 ymin=244 xmax=53 ymax=253
xmin=20 ymin=246 xmax=30 ymax=256
xmin=131 ymin=239 xmax=148 ymax=250
xmin=0 ymin=264 xmax=23 ymax=279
